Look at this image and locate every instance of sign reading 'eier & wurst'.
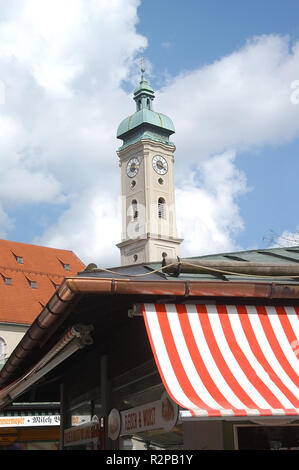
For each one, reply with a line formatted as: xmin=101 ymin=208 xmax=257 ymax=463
xmin=108 ymin=392 xmax=178 ymax=440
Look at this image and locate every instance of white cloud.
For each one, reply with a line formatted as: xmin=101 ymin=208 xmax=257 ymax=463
xmin=0 ymin=167 xmax=63 ymax=204
xmin=0 ymin=203 xmax=14 ymax=239
xmin=0 ymin=2 xmax=299 ymax=266
xmin=35 ymin=190 xmax=122 ymax=267
xmin=157 ymin=34 xmax=299 ymax=168
xmin=0 ymin=0 xmax=145 ymax=95
xmin=176 ymin=151 xmax=247 ymax=257
xmin=156 ymin=34 xmax=299 ymax=259
xmin=269 ymin=227 xmax=299 ymax=248
xmin=0 ymin=0 xmax=146 ymax=243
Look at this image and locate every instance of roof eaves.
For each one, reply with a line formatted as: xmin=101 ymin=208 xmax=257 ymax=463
xmin=1 ymin=272 xmax=299 ymax=391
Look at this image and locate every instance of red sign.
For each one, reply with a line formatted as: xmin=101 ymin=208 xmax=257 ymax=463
xmin=64 ymin=416 xmax=100 ymax=447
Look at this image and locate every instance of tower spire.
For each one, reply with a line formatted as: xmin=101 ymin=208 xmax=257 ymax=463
xmin=141 ymin=56 xmax=145 ymax=78
xmin=133 ymin=57 xmax=155 ymax=111
xmin=116 ymin=62 xmax=182 ymax=265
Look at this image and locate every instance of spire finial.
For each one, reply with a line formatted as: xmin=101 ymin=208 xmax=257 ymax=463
xmin=140 ymin=57 xmax=145 ymax=80
xmin=133 ymin=57 xmax=154 ymax=110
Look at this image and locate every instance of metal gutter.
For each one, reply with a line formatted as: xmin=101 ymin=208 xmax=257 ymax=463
xmin=1 ymin=275 xmax=299 ymax=389
xmin=0 ymin=282 xmax=76 ymax=387
xmin=0 ymin=324 xmax=93 ymax=407
xmin=65 ymin=276 xmax=299 ymax=300
xmin=0 ymin=322 xmax=30 ymax=328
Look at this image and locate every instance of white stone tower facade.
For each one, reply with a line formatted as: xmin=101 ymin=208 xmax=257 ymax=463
xmin=116 ymin=65 xmax=182 ymax=265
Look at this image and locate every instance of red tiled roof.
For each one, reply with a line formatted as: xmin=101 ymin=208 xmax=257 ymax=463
xmin=0 ymin=239 xmax=85 ymax=325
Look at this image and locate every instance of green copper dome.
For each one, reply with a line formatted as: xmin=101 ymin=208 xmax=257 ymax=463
xmin=117 ymin=62 xmax=175 ymax=148
xmin=117 ymin=109 xmax=175 ymax=138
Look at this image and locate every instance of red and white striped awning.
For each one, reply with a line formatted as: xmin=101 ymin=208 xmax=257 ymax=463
xmin=142 ymin=303 xmax=299 ymax=419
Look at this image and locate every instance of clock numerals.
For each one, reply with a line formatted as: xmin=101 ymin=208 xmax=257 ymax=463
xmin=126 ymin=157 xmax=140 ymax=178
xmin=152 ymin=155 xmax=168 ymax=175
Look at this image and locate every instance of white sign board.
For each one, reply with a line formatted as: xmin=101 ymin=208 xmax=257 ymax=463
xmin=0 ymin=415 xmax=60 ymax=427
xmin=108 ymin=392 xmax=178 ymax=440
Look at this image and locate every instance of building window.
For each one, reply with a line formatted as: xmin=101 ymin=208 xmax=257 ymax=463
xmin=57 ymin=258 xmax=71 ymax=271
xmin=158 ymin=197 xmax=166 ymax=219
xmin=4 ymin=277 xmax=12 ymax=286
xmin=132 ymin=200 xmax=138 ymax=220
xmin=12 ymin=252 xmax=23 ymax=264
xmin=57 ymin=259 xmax=71 ymax=271
xmin=25 ymin=276 xmax=37 ymax=289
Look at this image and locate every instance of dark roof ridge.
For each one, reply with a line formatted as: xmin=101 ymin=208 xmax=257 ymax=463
xmin=186 ymin=245 xmax=299 ymax=260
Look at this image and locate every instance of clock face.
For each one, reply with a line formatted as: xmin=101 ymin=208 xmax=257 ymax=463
xmin=126 ymin=157 xmax=140 ymax=178
xmin=152 ymin=155 xmax=168 ymax=175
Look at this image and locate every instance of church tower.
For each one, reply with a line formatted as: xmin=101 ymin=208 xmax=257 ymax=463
xmin=116 ymin=63 xmax=183 ymax=265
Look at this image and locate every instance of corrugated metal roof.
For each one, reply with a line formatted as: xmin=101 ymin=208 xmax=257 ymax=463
xmin=160 ymin=246 xmax=299 ymax=283
xmin=188 ymin=246 xmax=299 ymax=264
xmin=80 ymin=246 xmax=299 ymax=284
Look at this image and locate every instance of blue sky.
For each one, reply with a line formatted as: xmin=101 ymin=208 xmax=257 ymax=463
xmin=136 ymin=0 xmax=299 ymax=251
xmin=137 ymin=0 xmax=299 ymax=77
xmin=0 ymin=0 xmax=299 ymax=266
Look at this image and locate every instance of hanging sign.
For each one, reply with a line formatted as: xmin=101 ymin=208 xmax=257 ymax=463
xmin=64 ymin=416 xmax=100 ymax=447
xmin=0 ymin=415 xmax=60 ymax=427
xmin=107 ymin=408 xmax=121 ymax=441
xmin=108 ymin=392 xmax=178 ymax=440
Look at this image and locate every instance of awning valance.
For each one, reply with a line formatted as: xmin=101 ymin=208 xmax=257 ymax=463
xmin=142 ymin=303 xmax=299 ymax=419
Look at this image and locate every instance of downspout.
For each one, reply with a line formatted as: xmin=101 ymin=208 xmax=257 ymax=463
xmin=162 ymin=257 xmax=299 ymax=277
